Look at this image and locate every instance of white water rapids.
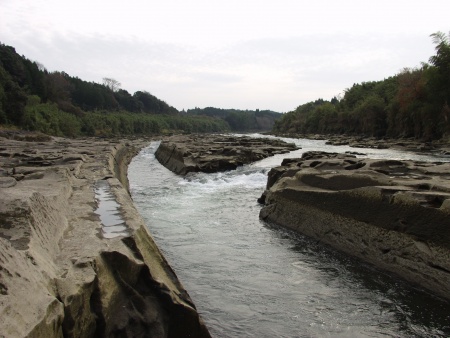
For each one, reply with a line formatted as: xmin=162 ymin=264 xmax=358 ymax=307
xmin=128 ymin=135 xmax=450 ymax=337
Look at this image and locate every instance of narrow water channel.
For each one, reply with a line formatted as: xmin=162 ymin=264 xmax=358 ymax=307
xmin=128 ymin=136 xmax=450 ymax=337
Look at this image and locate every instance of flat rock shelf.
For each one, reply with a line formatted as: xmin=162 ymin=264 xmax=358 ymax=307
xmin=155 ymin=134 xmax=299 ymax=175
xmin=0 ymin=134 xmax=210 ymax=338
xmin=259 ymin=151 xmax=450 ymax=301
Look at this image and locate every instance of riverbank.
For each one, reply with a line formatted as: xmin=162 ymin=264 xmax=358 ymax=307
xmin=0 ymin=133 xmax=210 ymax=337
xmin=259 ymin=151 xmax=450 ymax=301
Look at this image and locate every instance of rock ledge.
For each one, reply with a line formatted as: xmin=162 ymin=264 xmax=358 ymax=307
xmin=155 ymin=134 xmax=299 ymax=175
xmin=259 ymin=151 xmax=450 ymax=300
xmin=0 ymin=135 xmax=210 ymax=337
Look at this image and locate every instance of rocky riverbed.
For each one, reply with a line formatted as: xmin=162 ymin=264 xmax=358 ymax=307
xmin=0 ymin=132 xmax=210 ymax=338
xmin=259 ymin=151 xmax=450 ymax=301
xmin=155 ymin=134 xmax=299 ymax=175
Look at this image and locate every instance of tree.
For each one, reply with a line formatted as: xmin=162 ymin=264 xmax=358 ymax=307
xmin=0 ymin=65 xmax=27 ymax=124
xmin=102 ymin=77 xmax=121 ymax=92
xmin=134 ymin=91 xmax=160 ymax=113
xmin=45 ymin=71 xmax=73 ymax=108
xmin=0 ymin=44 xmax=27 ymax=86
xmin=429 ymin=32 xmax=450 ymax=69
xmin=426 ymin=32 xmax=450 ymax=137
xmin=428 ymin=32 xmax=450 ymax=103
xmin=114 ymin=89 xmax=142 ymax=112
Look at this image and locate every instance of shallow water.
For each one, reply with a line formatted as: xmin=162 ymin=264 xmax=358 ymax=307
xmin=94 ymin=180 xmax=130 ymax=239
xmin=129 ymin=136 xmax=450 ymax=337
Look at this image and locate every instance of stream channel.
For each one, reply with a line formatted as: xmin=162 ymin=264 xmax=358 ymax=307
xmin=128 ymin=134 xmax=450 ymax=337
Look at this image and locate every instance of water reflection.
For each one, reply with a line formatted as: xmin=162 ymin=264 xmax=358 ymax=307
xmin=94 ymin=180 xmax=130 ymax=239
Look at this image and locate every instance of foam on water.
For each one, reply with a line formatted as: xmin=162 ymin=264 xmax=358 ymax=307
xmin=180 ymin=168 xmax=268 ymax=192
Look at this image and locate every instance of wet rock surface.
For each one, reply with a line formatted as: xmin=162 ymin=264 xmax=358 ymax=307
xmin=0 ymin=134 xmax=210 ymax=337
xmin=155 ymin=134 xmax=299 ymax=175
xmin=259 ymin=151 xmax=450 ymax=300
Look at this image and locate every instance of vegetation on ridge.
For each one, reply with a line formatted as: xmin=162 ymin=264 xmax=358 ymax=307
xmin=273 ymin=31 xmax=450 ymax=141
xmin=0 ymin=44 xmax=229 ymax=137
xmin=186 ymin=107 xmax=281 ymax=131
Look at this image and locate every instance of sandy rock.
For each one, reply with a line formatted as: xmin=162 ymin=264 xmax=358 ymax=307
xmin=0 ymin=177 xmax=16 ymax=188
xmin=259 ymin=151 xmax=450 ymax=301
xmin=0 ymin=135 xmax=211 ymax=337
xmin=62 ymin=154 xmax=87 ymax=162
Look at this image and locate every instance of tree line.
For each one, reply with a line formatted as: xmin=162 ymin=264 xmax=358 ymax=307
xmin=0 ymin=43 xmax=228 ymax=136
xmin=273 ymin=32 xmax=450 ymax=141
xmin=186 ymin=107 xmax=281 ymax=131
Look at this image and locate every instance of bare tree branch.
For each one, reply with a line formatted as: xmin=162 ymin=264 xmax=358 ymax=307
xmin=102 ymin=77 xmax=121 ymax=92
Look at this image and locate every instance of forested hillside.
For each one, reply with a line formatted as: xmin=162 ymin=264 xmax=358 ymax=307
xmin=0 ymin=44 xmax=229 ymax=136
xmin=186 ymin=107 xmax=281 ymax=131
xmin=3 ymin=31 xmax=450 ymax=139
xmin=273 ymin=32 xmax=450 ymax=141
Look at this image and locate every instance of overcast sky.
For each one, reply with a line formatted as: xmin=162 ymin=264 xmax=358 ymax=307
xmin=1 ymin=0 xmax=449 ymax=112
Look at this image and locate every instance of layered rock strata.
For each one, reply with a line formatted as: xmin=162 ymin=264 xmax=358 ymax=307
xmin=0 ymin=135 xmax=210 ymax=337
xmin=155 ymin=134 xmax=299 ymax=175
xmin=259 ymin=151 xmax=450 ymax=300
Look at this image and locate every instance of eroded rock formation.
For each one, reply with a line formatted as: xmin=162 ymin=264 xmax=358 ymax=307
xmin=155 ymin=134 xmax=299 ymax=175
xmin=0 ymin=134 xmax=210 ymax=337
xmin=259 ymin=151 xmax=450 ymax=300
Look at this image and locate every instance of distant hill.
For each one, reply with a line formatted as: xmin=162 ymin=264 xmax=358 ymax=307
xmin=0 ymin=43 xmax=229 ymax=136
xmin=186 ymin=107 xmax=282 ymax=132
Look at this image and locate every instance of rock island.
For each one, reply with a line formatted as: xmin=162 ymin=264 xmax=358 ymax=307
xmin=155 ymin=134 xmax=299 ymax=175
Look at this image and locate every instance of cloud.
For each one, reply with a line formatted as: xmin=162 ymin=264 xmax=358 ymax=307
xmin=0 ymin=0 xmax=444 ymax=112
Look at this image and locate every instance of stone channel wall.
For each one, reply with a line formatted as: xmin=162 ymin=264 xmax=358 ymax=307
xmin=0 ymin=136 xmax=210 ymax=338
xmin=259 ymin=152 xmax=450 ymax=301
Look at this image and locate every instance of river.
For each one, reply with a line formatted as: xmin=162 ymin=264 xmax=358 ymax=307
xmin=128 ymin=135 xmax=450 ymax=337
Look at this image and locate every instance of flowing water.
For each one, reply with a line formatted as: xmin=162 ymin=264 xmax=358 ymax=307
xmin=128 ymin=135 xmax=450 ymax=337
